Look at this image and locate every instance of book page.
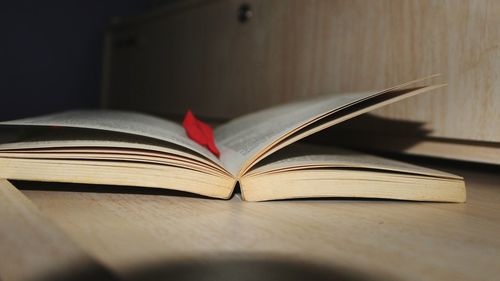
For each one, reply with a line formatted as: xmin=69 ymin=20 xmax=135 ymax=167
xmin=0 ymin=127 xmax=229 ymax=175
xmin=0 ymin=110 xmax=224 ymax=168
xmin=239 ymin=143 xmax=465 ymax=203
xmin=256 ymin=85 xmax=444 ymax=166
xmin=216 ymin=92 xmax=377 ymax=175
xmin=216 ymin=76 xmax=443 ymax=176
xmin=246 ymin=144 xmax=461 ymax=179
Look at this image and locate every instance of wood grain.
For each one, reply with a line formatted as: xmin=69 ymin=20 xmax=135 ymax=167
xmin=103 ymin=0 xmax=500 ymax=145
xmin=0 ymin=180 xmax=116 ymax=281
xmin=18 ymin=161 xmax=500 ymax=281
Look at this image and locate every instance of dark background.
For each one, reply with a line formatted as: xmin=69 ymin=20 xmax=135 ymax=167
xmin=0 ymin=0 xmax=160 ymax=121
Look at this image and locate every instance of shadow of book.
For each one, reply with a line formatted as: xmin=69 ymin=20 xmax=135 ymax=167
xmin=12 ymin=180 xmax=221 ymax=200
xmin=305 ymin=114 xmax=431 ymax=152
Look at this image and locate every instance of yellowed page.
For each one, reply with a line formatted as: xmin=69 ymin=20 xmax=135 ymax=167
xmin=0 ymin=110 xmax=223 ymax=167
xmin=241 ymin=143 xmax=465 ymax=202
xmin=241 ymin=170 xmax=466 ymax=202
xmin=0 ymin=158 xmax=235 ymax=199
xmin=216 ymin=92 xmax=377 ymax=175
xmin=0 ymin=150 xmax=223 ymax=176
xmin=0 ymin=128 xmax=229 ymax=175
xmin=246 ymin=144 xmax=461 ymax=180
xmin=216 ymin=75 xmax=443 ymax=176
xmin=251 ymin=85 xmax=445 ymax=171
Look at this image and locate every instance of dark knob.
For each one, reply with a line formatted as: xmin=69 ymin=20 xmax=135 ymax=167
xmin=238 ymin=4 xmax=253 ymax=23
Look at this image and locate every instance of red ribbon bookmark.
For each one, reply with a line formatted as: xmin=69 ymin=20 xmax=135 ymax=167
xmin=182 ymin=110 xmax=220 ymax=158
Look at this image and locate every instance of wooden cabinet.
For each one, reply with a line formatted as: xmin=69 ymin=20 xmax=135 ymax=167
xmin=103 ymin=0 xmax=500 ymax=164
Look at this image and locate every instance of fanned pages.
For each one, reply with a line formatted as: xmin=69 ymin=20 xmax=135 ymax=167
xmin=241 ymin=144 xmax=465 ymax=202
xmin=0 ymin=77 xmax=466 ymax=202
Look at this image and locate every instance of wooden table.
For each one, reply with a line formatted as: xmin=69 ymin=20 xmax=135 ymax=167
xmin=6 ymin=158 xmax=500 ymax=281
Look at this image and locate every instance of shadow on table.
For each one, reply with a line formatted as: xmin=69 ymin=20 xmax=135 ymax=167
xmin=123 ymin=254 xmax=398 ymax=281
xmin=30 ymin=254 xmax=398 ymax=281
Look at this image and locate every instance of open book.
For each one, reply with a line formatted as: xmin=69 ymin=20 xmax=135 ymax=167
xmin=0 ymin=77 xmax=466 ymax=202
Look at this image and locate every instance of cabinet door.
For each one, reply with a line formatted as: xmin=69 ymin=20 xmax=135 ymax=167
xmin=103 ymin=0 xmax=500 ymax=161
xmin=104 ymin=0 xmax=277 ymax=119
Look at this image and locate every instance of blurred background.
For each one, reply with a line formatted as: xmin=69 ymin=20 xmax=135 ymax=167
xmin=0 ymin=0 xmax=160 ymax=120
xmin=1 ymin=0 xmax=499 ymax=165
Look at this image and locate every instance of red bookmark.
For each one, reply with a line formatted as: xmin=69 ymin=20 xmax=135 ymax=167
xmin=182 ymin=110 xmax=220 ymax=158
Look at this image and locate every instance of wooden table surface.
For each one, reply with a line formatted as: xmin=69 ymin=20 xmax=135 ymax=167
xmin=7 ymin=158 xmax=500 ymax=281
